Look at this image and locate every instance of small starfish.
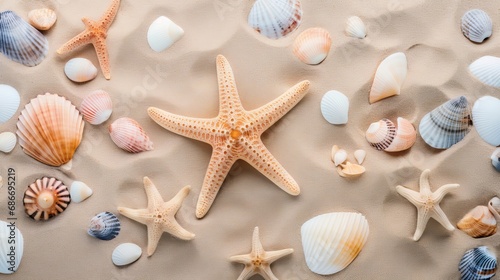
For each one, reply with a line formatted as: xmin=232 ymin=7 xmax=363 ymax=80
xmin=396 ymin=169 xmax=459 ymax=241
xmin=148 ymin=55 xmax=310 ymax=218
xmin=230 ymin=227 xmax=293 ymax=280
xmin=117 ymin=177 xmax=195 ymax=256
xmin=57 ymin=0 xmax=120 ymax=80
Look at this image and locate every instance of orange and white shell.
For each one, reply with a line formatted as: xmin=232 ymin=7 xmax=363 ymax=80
xmin=28 ymin=8 xmax=57 ymax=31
xmin=369 ymin=52 xmax=407 ymax=104
xmin=457 ymin=205 xmax=497 ymax=238
xmin=109 ymin=117 xmax=153 ymax=153
xmin=23 ymin=177 xmax=71 ymax=221
xmin=365 ymin=117 xmax=416 ymax=152
xmin=292 ymin=27 xmax=332 ymax=65
xmin=80 ymin=90 xmax=113 ymax=125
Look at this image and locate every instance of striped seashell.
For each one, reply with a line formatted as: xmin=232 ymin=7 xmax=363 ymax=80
xmin=461 ymin=9 xmax=492 ymax=43
xmin=345 ymin=16 xmax=366 ymax=39
xmin=472 ymin=96 xmax=500 ymax=146
xmin=80 ymin=90 xmax=113 ymax=125
xmin=469 ymin=56 xmax=500 ymax=88
xmin=28 ymin=8 xmax=57 ymax=31
xmin=112 ymin=243 xmax=142 ymax=266
xmin=109 ymin=117 xmax=153 ymax=153
xmin=457 ymin=206 xmax=497 ymax=238
xmin=292 ymin=27 xmax=332 ymax=65
xmin=64 ymin=58 xmax=98 ymax=83
xmin=88 ymin=211 xmax=121 ymax=241
xmin=0 ymin=84 xmax=20 ymax=124
xmin=0 ymin=220 xmax=23 ymax=274
xmin=70 ymin=181 xmax=93 ymax=203
xmin=23 ymin=177 xmax=71 ymax=221
xmin=147 ymin=16 xmax=184 ymax=52
xmin=0 ymin=132 xmax=16 ymax=153
xmin=369 ymin=52 xmax=407 ymax=104
xmin=248 ymin=0 xmax=302 ymax=39
xmin=320 ymin=90 xmax=349 ymax=125
xmin=459 ymin=246 xmax=497 ymax=280
xmin=365 ymin=118 xmax=397 ymax=151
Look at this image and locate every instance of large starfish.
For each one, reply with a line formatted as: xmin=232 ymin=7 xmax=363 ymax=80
xmin=148 ymin=55 xmax=310 ymax=218
xmin=396 ymin=169 xmax=459 ymax=241
xmin=117 ymin=177 xmax=195 ymax=256
xmin=230 ymin=227 xmax=293 ymax=280
xmin=57 ymin=0 xmax=120 ymax=80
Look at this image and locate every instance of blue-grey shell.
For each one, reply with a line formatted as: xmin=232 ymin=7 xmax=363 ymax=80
xmin=88 ymin=212 xmax=121 ymax=241
xmin=459 ymin=246 xmax=497 ymax=280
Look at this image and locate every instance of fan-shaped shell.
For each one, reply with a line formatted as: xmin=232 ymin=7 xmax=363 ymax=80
xmin=112 ymin=243 xmax=142 ymax=266
xmin=23 ymin=177 xmax=71 ymax=221
xmin=301 ymin=212 xmax=369 ymax=275
xmin=419 ymin=96 xmax=472 ymax=149
xmin=469 ymin=56 xmax=500 ymax=88
xmin=461 ymin=9 xmax=492 ymax=43
xmin=320 ymin=90 xmax=349 ymax=125
xmin=80 ymin=90 xmax=113 ymax=125
xmin=64 ymin=58 xmax=98 ymax=83
xmin=70 ymin=181 xmax=93 ymax=203
xmin=472 ymin=96 xmax=500 ymax=146
xmin=369 ymin=52 xmax=407 ymax=104
xmin=16 ymin=93 xmax=84 ymax=169
xmin=0 ymin=220 xmax=23 ymax=274
xmin=457 ymin=206 xmax=497 ymax=238
xmin=491 ymin=149 xmax=500 ymax=172
xmin=0 ymin=84 xmax=20 ymax=124
xmin=459 ymin=246 xmax=497 ymax=280
xmin=88 ymin=212 xmax=121 ymax=241
xmin=345 ymin=16 xmax=366 ymax=39
xmin=0 ymin=132 xmax=16 ymax=153
xmin=292 ymin=27 xmax=331 ymax=65
xmin=109 ymin=117 xmax=153 ymax=153
xmin=248 ymin=0 xmax=302 ymax=40
xmin=28 ymin=8 xmax=57 ymax=31
xmin=147 ymin=16 xmax=184 ymax=52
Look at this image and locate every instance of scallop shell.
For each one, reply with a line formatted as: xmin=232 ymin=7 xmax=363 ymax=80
xmin=457 ymin=206 xmax=497 ymax=238
xmin=70 ymin=181 xmax=93 ymax=203
xmin=459 ymin=246 xmax=497 ymax=280
xmin=369 ymin=52 xmax=407 ymax=104
xmin=345 ymin=16 xmax=366 ymax=39
xmin=491 ymin=149 xmax=500 ymax=172
xmin=0 ymin=84 xmax=20 ymax=124
xmin=0 ymin=11 xmax=48 ymax=66
xmin=461 ymin=9 xmax=492 ymax=43
xmin=64 ymin=58 xmax=98 ymax=83
xmin=109 ymin=117 xmax=153 ymax=153
xmin=469 ymin=56 xmax=500 ymax=88
xmin=88 ymin=212 xmax=121 ymax=241
xmin=337 ymin=162 xmax=366 ymax=178
xmin=0 ymin=132 xmax=16 ymax=153
xmin=23 ymin=177 xmax=71 ymax=221
xmin=419 ymin=96 xmax=472 ymax=149
xmin=0 ymin=220 xmax=23 ymax=274
xmin=16 ymin=93 xmax=84 ymax=169
xmin=28 ymin=8 xmax=57 ymax=31
xmin=488 ymin=197 xmax=500 ymax=221
xmin=320 ymin=90 xmax=349 ymax=125
xmin=365 ymin=117 xmax=416 ymax=152
xmin=248 ymin=0 xmax=302 ymax=40
xmin=354 ymin=149 xmax=366 ymax=165
xmin=147 ymin=16 xmax=184 ymax=52
xmin=472 ymin=96 xmax=500 ymax=146
xmin=333 ymin=149 xmax=347 ymax=166
xmin=112 ymin=243 xmax=142 ymax=266
xmin=80 ymin=90 xmax=113 ymax=125
xmin=292 ymin=27 xmax=331 ymax=65
xmin=301 ymin=212 xmax=369 ymax=275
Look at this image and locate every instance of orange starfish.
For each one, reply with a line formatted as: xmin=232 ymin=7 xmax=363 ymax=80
xmin=148 ymin=55 xmax=310 ymax=218
xmin=57 ymin=0 xmax=120 ymax=80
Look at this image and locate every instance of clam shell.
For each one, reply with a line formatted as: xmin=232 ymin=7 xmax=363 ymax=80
xmin=80 ymin=90 xmax=113 ymax=125
xmin=385 ymin=117 xmax=417 ymax=152
xmin=0 ymin=11 xmax=48 ymax=66
xmin=469 ymin=56 xmax=500 ymax=88
xmin=88 ymin=212 xmax=121 ymax=241
xmin=248 ymin=0 xmax=302 ymax=40
xmin=23 ymin=177 xmax=71 ymax=221
xmin=345 ymin=16 xmax=366 ymax=39
xmin=0 ymin=220 xmax=23 ymax=274
xmin=419 ymin=96 xmax=472 ymax=149
xmin=112 ymin=243 xmax=142 ymax=266
xmin=70 ymin=181 xmax=93 ymax=203
xmin=459 ymin=246 xmax=497 ymax=280
xmin=338 ymin=162 xmax=366 ymax=178
xmin=0 ymin=132 xmax=16 ymax=153
xmin=365 ymin=119 xmax=396 ymax=151
xmin=369 ymin=52 xmax=407 ymax=104
xmin=461 ymin=9 xmax=492 ymax=43
xmin=16 ymin=93 xmax=84 ymax=169
xmin=64 ymin=58 xmax=98 ymax=83
xmin=333 ymin=149 xmax=347 ymax=166
xmin=292 ymin=27 xmax=331 ymax=65
xmin=488 ymin=197 xmax=500 ymax=221
xmin=457 ymin=206 xmax=497 ymax=238
xmin=28 ymin=8 xmax=57 ymax=31
xmin=109 ymin=117 xmax=153 ymax=153
xmin=0 ymin=84 xmax=20 ymax=124
xmin=491 ymin=148 xmax=500 ymax=172
xmin=472 ymin=96 xmax=500 ymax=146
xmin=354 ymin=149 xmax=366 ymax=165
xmin=320 ymin=90 xmax=349 ymax=125
xmin=147 ymin=16 xmax=184 ymax=52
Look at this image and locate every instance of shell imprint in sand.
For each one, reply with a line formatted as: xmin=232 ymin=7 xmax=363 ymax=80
xmin=64 ymin=58 xmax=98 ymax=83
xmin=112 ymin=243 xmax=142 ymax=266
xmin=369 ymin=52 xmax=407 ymax=104
xmin=0 ymin=220 xmax=23 ymax=274
xmin=80 ymin=90 xmax=113 ymax=125
xmin=292 ymin=27 xmax=332 ymax=65
xmin=248 ymin=0 xmax=302 ymax=39
xmin=472 ymin=96 xmax=500 ymax=146
xmin=0 ymin=84 xmax=20 ymax=124
xmin=147 ymin=16 xmax=184 ymax=52
xmin=345 ymin=16 xmax=366 ymax=39
xmin=457 ymin=205 xmax=497 ymax=238
xmin=459 ymin=246 xmax=497 ymax=280
xmin=461 ymin=9 xmax=492 ymax=43
xmin=320 ymin=90 xmax=349 ymax=125
xmin=70 ymin=181 xmax=93 ymax=203
xmin=365 ymin=117 xmax=416 ymax=152
xmin=0 ymin=132 xmax=16 ymax=153
xmin=28 ymin=8 xmax=57 ymax=31
xmin=109 ymin=117 xmax=153 ymax=153
xmin=23 ymin=177 xmax=71 ymax=221
xmin=88 ymin=212 xmax=121 ymax=241
xmin=469 ymin=56 xmax=500 ymax=88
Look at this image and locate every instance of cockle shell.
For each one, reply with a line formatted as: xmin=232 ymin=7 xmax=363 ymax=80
xmin=459 ymin=246 xmax=497 ymax=280
xmin=457 ymin=206 xmax=497 ymax=238
xmin=419 ymin=96 xmax=472 ymax=149
xmin=491 ymin=149 xmax=500 ymax=172
xmin=0 ymin=220 xmax=23 ymax=274
xmin=23 ymin=177 xmax=71 ymax=221
xmin=112 ymin=243 xmax=142 ymax=266
xmin=333 ymin=149 xmax=347 ymax=166
xmin=320 ymin=90 xmax=349 ymax=125
xmin=0 ymin=84 xmax=20 ymax=124
xmin=337 ymin=162 xmax=366 ymax=178
xmin=366 ymin=117 xmax=416 ymax=152
xmin=469 ymin=56 xmax=500 ymax=88
xmin=16 ymin=93 xmax=84 ymax=169
xmin=369 ymin=52 xmax=407 ymax=104
xmin=0 ymin=11 xmax=48 ymax=66
xmin=109 ymin=117 xmax=153 ymax=153
xmin=301 ymin=212 xmax=369 ymax=275
xmin=345 ymin=16 xmax=366 ymax=39
xmin=248 ymin=0 xmax=302 ymax=40
xmin=88 ymin=212 xmax=121 ymax=241
xmin=354 ymin=149 xmax=366 ymax=165
xmin=488 ymin=197 xmax=500 ymax=221
xmin=0 ymin=132 xmax=16 ymax=153
xmin=147 ymin=16 xmax=184 ymax=52
xmin=64 ymin=58 xmax=98 ymax=82
xmin=80 ymin=90 xmax=113 ymax=125
xmin=70 ymin=181 xmax=93 ymax=203
xmin=461 ymin=9 xmax=492 ymax=43
xmin=472 ymin=96 xmax=500 ymax=146
xmin=292 ymin=27 xmax=332 ymax=65
xmin=28 ymin=8 xmax=57 ymax=31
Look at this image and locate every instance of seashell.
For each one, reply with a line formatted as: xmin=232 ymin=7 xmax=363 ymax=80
xmin=0 ymin=132 xmax=16 ymax=153
xmin=345 ymin=16 xmax=366 ymax=39
xmin=472 ymin=96 xmax=500 ymax=146
xmin=333 ymin=149 xmax=347 ymax=166
xmin=459 ymin=246 xmax=497 ymax=280
xmin=461 ymin=9 xmax=492 ymax=43
xmin=64 ymin=58 xmax=98 ymax=83
xmin=320 ymin=90 xmax=349 ymax=125
xmin=457 ymin=206 xmax=497 ymax=238
xmin=488 ymin=197 xmax=500 ymax=221
xmin=301 ymin=212 xmax=369 ymax=275
xmin=491 ymin=149 xmax=500 ymax=172
xmin=469 ymin=56 xmax=500 ymax=88
xmin=0 ymin=84 xmax=20 ymax=124
xmin=16 ymin=93 xmax=84 ymax=169
xmin=330 ymin=145 xmax=339 ymax=161
xmin=70 ymin=181 xmax=93 ymax=203
xmin=385 ymin=117 xmax=417 ymax=152
xmin=147 ymin=16 xmax=184 ymax=52
xmin=337 ymin=161 xmax=366 ymax=178
xmin=112 ymin=243 xmax=142 ymax=266
xmin=28 ymin=8 xmax=57 ymax=31
xmin=0 ymin=220 xmax=23 ymax=274
xmin=23 ymin=177 xmax=71 ymax=221
xmin=369 ymin=52 xmax=407 ymax=104
xmin=419 ymin=96 xmax=472 ymax=149
xmin=88 ymin=212 xmax=121 ymax=241
xmin=365 ymin=117 xmax=416 ymax=152
xmin=292 ymin=27 xmax=332 ymax=65
xmin=354 ymin=149 xmax=366 ymax=165
xmin=80 ymin=90 xmax=113 ymax=125
xmin=248 ymin=0 xmax=302 ymax=40
xmin=0 ymin=11 xmax=48 ymax=66
xmin=109 ymin=117 xmax=153 ymax=153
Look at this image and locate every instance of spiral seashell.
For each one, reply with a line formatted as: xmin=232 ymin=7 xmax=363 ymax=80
xmin=292 ymin=27 xmax=331 ymax=65
xmin=112 ymin=243 xmax=142 ymax=266
xmin=472 ymin=96 xmax=500 ymax=146
xmin=320 ymin=90 xmax=349 ymax=125
xmin=64 ymin=58 xmax=98 ymax=83
xmin=0 ymin=84 xmax=20 ymax=124
xmin=345 ymin=16 xmax=366 ymax=39
xmin=23 ymin=177 xmax=71 ymax=221
xmin=28 ymin=8 xmax=57 ymax=31
xmin=147 ymin=16 xmax=184 ymax=52
xmin=80 ymin=90 xmax=113 ymax=125
xmin=248 ymin=0 xmax=302 ymax=40
xmin=457 ymin=206 xmax=497 ymax=238
xmin=459 ymin=246 xmax=497 ymax=280
xmin=461 ymin=9 xmax=492 ymax=43
xmin=88 ymin=212 xmax=121 ymax=241
xmin=109 ymin=117 xmax=153 ymax=153
xmin=369 ymin=52 xmax=407 ymax=104
xmin=469 ymin=56 xmax=500 ymax=88
xmin=0 ymin=132 xmax=16 ymax=154
xmin=365 ymin=117 xmax=416 ymax=152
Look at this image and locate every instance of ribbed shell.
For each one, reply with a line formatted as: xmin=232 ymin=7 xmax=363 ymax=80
xmin=292 ymin=27 xmax=331 ymax=65
xmin=369 ymin=52 xmax=407 ymax=104
xmin=109 ymin=117 xmax=153 ymax=153
xmin=0 ymin=220 xmax=23 ymax=274
xmin=112 ymin=243 xmax=142 ymax=266
xmin=461 ymin=9 xmax=492 ymax=43
xmin=459 ymin=246 xmax=497 ymax=280
xmin=345 ymin=16 xmax=366 ymax=39
xmin=469 ymin=56 xmax=500 ymax=88
xmin=385 ymin=117 xmax=417 ymax=152
xmin=457 ymin=206 xmax=497 ymax=238
xmin=23 ymin=177 xmax=71 ymax=221
xmin=147 ymin=16 xmax=184 ymax=52
xmin=0 ymin=84 xmax=20 ymax=124
xmin=248 ymin=0 xmax=302 ymax=39
xmin=472 ymin=96 xmax=500 ymax=146
xmin=0 ymin=132 xmax=16 ymax=153
xmin=365 ymin=119 xmax=396 ymax=150
xmin=320 ymin=90 xmax=349 ymax=125
xmin=28 ymin=8 xmax=57 ymax=31
xmin=80 ymin=90 xmax=113 ymax=125
xmin=88 ymin=212 xmax=121 ymax=241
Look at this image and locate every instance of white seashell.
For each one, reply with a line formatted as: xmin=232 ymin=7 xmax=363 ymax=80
xmin=0 ymin=84 xmax=20 ymax=124
xmin=491 ymin=148 xmax=500 ymax=172
xmin=469 ymin=56 xmax=500 ymax=88
xmin=292 ymin=27 xmax=332 ymax=65
xmin=248 ymin=0 xmax=302 ymax=40
xmin=70 ymin=181 xmax=93 ymax=203
xmin=345 ymin=16 xmax=366 ymax=39
xmin=109 ymin=117 xmax=153 ymax=153
xmin=0 ymin=132 xmax=16 ymax=153
xmin=28 ymin=8 xmax=57 ymax=31
xmin=354 ymin=149 xmax=366 ymax=164
xmin=112 ymin=243 xmax=142 ymax=266
xmin=461 ymin=9 xmax=492 ymax=43
xmin=64 ymin=58 xmax=98 ymax=83
xmin=301 ymin=212 xmax=369 ymax=275
xmin=472 ymin=96 xmax=500 ymax=146
xmin=320 ymin=90 xmax=349 ymax=125
xmin=147 ymin=16 xmax=184 ymax=52
xmin=369 ymin=52 xmax=407 ymax=104
xmin=459 ymin=246 xmax=497 ymax=280
xmin=80 ymin=90 xmax=113 ymax=125
xmin=334 ymin=149 xmax=347 ymax=166
xmin=330 ymin=145 xmax=339 ymax=162
xmin=0 ymin=220 xmax=23 ymax=274
xmin=488 ymin=197 xmax=500 ymax=221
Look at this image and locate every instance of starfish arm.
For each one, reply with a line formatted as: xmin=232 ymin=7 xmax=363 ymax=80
xmin=264 ymin=248 xmax=294 ymax=263
xmin=117 ymin=207 xmax=150 ymax=225
xmin=143 ymin=177 xmax=165 ymax=211
xmin=234 ymin=266 xmax=256 ymax=280
xmin=146 ymin=223 xmax=164 ymax=256
xmin=413 ymin=207 xmax=431 ymax=241
xmin=260 ymin=265 xmax=279 ymax=280
xmin=57 ymin=30 xmax=92 ymax=54
xmin=92 ymin=38 xmax=111 ymax=79
xmin=396 ymin=185 xmax=423 ymax=206
xmin=419 ymin=169 xmax=432 ymax=192
xmin=162 ymin=218 xmax=195 ymax=241
xmin=431 ymin=205 xmax=455 ymax=231
xmin=166 ymin=185 xmax=192 ymax=214
xmin=252 ymin=227 xmax=264 ymax=256
xmin=216 ymin=55 xmax=244 ymax=116
xmin=229 ymin=254 xmax=252 ymax=265
xmin=431 ymin=184 xmax=459 ymax=202
xmin=99 ymin=0 xmax=120 ymax=30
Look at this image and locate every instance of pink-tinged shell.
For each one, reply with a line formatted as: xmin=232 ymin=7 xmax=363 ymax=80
xmin=28 ymin=8 xmax=57 ymax=31
xmin=80 ymin=90 xmax=113 ymax=125
xmin=365 ymin=117 xmax=416 ymax=152
xmin=292 ymin=27 xmax=332 ymax=65
xmin=23 ymin=177 xmax=71 ymax=221
xmin=385 ymin=117 xmax=417 ymax=152
xmin=109 ymin=117 xmax=153 ymax=153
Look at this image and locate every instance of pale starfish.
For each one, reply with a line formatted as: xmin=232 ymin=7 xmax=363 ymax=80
xmin=148 ymin=55 xmax=310 ymax=218
xmin=230 ymin=227 xmax=293 ymax=280
xmin=57 ymin=0 xmax=120 ymax=80
xmin=396 ymin=169 xmax=459 ymax=241
xmin=117 ymin=177 xmax=195 ymax=256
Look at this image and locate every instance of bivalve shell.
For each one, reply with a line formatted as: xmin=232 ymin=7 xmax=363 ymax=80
xmin=28 ymin=8 xmax=57 ymax=31
xmin=112 ymin=243 xmax=142 ymax=266
xmin=0 ymin=84 xmax=20 ymax=124
xmin=472 ymin=96 xmax=500 ymax=146
xmin=469 ymin=56 xmax=500 ymax=88
xmin=369 ymin=52 xmax=407 ymax=104
xmin=23 ymin=177 xmax=71 ymax=221
xmin=345 ymin=16 xmax=366 ymax=39
xmin=320 ymin=90 xmax=349 ymax=125
xmin=0 ymin=220 xmax=23 ymax=274
xmin=80 ymin=90 xmax=113 ymax=125
xmin=0 ymin=132 xmax=16 ymax=153
xmin=459 ymin=246 xmax=497 ymax=280
xmin=147 ymin=16 xmax=184 ymax=52
xmin=292 ymin=27 xmax=331 ymax=65
xmin=457 ymin=206 xmax=497 ymax=238
xmin=64 ymin=58 xmax=98 ymax=83
xmin=337 ymin=162 xmax=366 ymax=178
xmin=248 ymin=0 xmax=302 ymax=39
xmin=70 ymin=181 xmax=93 ymax=203
xmin=461 ymin=9 xmax=492 ymax=43
xmin=88 ymin=212 xmax=121 ymax=241
xmin=109 ymin=117 xmax=153 ymax=153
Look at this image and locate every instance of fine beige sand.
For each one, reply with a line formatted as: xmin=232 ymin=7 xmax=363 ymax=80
xmin=1 ymin=0 xmax=500 ymax=279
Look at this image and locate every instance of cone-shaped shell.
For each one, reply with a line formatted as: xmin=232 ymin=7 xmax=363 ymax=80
xmin=80 ymin=90 xmax=113 ymax=125
xmin=109 ymin=117 xmax=153 ymax=153
xmin=345 ymin=16 xmax=366 ymax=39
xmin=70 ymin=181 xmax=93 ymax=203
xmin=64 ymin=58 xmax=98 ymax=83
xmin=28 ymin=8 xmax=57 ymax=31
xmin=88 ymin=212 xmax=121 ymax=241
xmin=0 ymin=84 xmax=20 ymax=124
xmin=292 ymin=27 xmax=331 ymax=65
xmin=147 ymin=16 xmax=184 ymax=52
xmin=469 ymin=56 xmax=500 ymax=88
xmin=457 ymin=206 xmax=497 ymax=238
xmin=472 ymin=96 xmax=500 ymax=146
xmin=248 ymin=0 xmax=302 ymax=39
xmin=459 ymin=246 xmax=497 ymax=280
xmin=0 ymin=220 xmax=23 ymax=274
xmin=301 ymin=212 xmax=369 ymax=275
xmin=23 ymin=177 xmax=71 ymax=221
xmin=112 ymin=243 xmax=142 ymax=266
xmin=369 ymin=52 xmax=407 ymax=104
xmin=0 ymin=132 xmax=16 ymax=153
xmin=461 ymin=9 xmax=492 ymax=43
xmin=320 ymin=90 xmax=349 ymax=125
